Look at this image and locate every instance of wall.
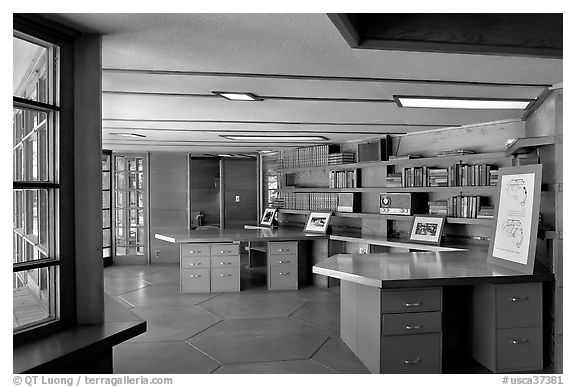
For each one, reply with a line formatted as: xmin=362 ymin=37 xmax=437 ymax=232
xmin=223 ymin=158 xmax=258 ymax=229
xmin=190 ymin=157 xmax=221 ymax=227
xmin=525 ymin=89 xmax=563 ymax=373
xmin=149 ymin=153 xmax=188 ymax=264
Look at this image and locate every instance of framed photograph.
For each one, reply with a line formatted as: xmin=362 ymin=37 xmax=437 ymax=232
xmin=304 ymin=212 xmax=332 ymax=234
xmin=260 ymin=208 xmax=277 ymax=227
xmin=488 ymin=165 xmax=542 ymax=274
xmin=408 ymin=215 xmax=446 ymax=245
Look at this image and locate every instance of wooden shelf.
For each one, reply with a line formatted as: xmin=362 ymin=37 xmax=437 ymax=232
xmin=278 ymin=152 xmax=507 ymax=173
xmin=505 ymin=136 xmax=555 ymax=157
xmin=278 ymin=186 xmax=498 ymax=194
xmin=278 ymin=209 xmax=494 ymax=226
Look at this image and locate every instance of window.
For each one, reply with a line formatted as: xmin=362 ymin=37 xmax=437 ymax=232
xmin=13 ymin=32 xmax=59 ymax=332
xmin=262 ymin=153 xmax=279 ymax=209
xmin=102 ymin=150 xmax=113 ymax=263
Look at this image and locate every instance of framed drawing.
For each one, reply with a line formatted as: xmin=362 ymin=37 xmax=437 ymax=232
xmin=260 ymin=208 xmax=277 ymax=227
xmin=304 ymin=212 xmax=332 ymax=234
xmin=488 ymin=164 xmax=542 ymax=274
xmin=408 ymin=215 xmax=446 ymax=245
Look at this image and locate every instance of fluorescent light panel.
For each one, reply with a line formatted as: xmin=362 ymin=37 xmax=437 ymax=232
xmin=212 ymin=91 xmax=262 ymax=101
xmin=221 ymin=135 xmax=328 ymax=141
xmin=395 ymin=96 xmax=532 ymax=110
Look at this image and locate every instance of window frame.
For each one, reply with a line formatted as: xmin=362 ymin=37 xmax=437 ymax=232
xmin=13 ymin=15 xmax=78 ymax=343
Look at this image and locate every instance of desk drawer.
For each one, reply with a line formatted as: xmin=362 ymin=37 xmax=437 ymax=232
xmin=269 ymin=256 xmax=297 ymax=267
xmin=181 ymin=244 xmax=210 ymax=257
xmin=268 ymin=241 xmax=298 ymax=256
xmin=496 ymin=283 xmax=542 ymax=328
xmin=381 ymin=288 xmax=442 ymax=314
xmin=269 ymin=267 xmax=298 ymax=290
xmin=210 ymin=243 xmax=240 ymax=256
xmin=181 ymin=268 xmax=210 ymax=293
xmin=211 ymin=268 xmax=240 ymax=292
xmin=496 ymin=327 xmax=542 ymax=371
xmin=381 ymin=311 xmax=441 ymax=336
xmin=211 ymin=255 xmax=240 ymax=268
xmin=380 ymin=333 xmax=441 ymax=373
xmin=181 ymin=256 xmax=210 ymax=269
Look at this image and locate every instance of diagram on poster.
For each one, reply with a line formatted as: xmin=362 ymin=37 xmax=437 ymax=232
xmin=492 ymin=173 xmax=535 ymax=264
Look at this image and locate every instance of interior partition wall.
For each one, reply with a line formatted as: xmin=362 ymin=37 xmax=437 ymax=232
xmin=112 ymin=153 xmax=149 ymax=264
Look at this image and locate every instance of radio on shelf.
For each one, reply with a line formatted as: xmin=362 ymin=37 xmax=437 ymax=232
xmin=379 ymin=193 xmax=425 ymax=216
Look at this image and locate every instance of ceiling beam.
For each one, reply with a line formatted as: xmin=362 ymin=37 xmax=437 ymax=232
xmin=101 ymin=118 xmax=458 ymax=127
xmin=102 ymin=68 xmax=552 ymax=89
xmin=102 ymin=90 xmax=395 ymax=103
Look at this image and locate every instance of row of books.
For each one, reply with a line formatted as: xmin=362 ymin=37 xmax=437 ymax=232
xmin=397 ymin=164 xmax=499 ymax=187
xmin=277 ymin=145 xmax=340 ymax=168
xmin=428 ymin=196 xmax=491 ymax=218
xmin=329 ymin=169 xmax=360 ymax=188
xmin=277 ymin=192 xmax=339 ymax=211
xmin=328 ymin=152 xmax=355 ymax=165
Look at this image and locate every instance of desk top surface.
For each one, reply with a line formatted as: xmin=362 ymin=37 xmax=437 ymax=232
xmin=154 ymin=227 xmax=327 ymax=243
xmin=313 ymin=251 xmax=554 ymax=288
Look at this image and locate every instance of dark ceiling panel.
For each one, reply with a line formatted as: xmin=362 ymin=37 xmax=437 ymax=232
xmin=330 ymin=14 xmax=562 ymax=58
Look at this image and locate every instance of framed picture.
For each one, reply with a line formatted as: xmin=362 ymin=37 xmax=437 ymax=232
xmin=260 ymin=208 xmax=277 ymax=227
xmin=408 ymin=215 xmax=446 ymax=245
xmin=304 ymin=212 xmax=332 ymax=234
xmin=488 ymin=165 xmax=542 ymax=274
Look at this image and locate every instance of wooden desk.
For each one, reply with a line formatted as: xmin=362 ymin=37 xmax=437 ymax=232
xmin=313 ymin=252 xmax=554 ymax=374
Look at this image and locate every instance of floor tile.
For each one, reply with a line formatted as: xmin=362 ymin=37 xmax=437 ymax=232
xmin=312 ymin=337 xmax=369 ymax=374
xmin=113 ymin=341 xmax=220 ymax=374
xmin=280 ymin=285 xmax=340 ymax=302
xmin=104 ymin=265 xmax=164 ymax=279
xmin=142 ymin=267 xmax=180 ymax=285
xmin=188 ymin=317 xmax=329 ymax=364
xmin=213 ymin=359 xmax=335 ymax=374
xmin=199 ymin=291 xmax=306 ymax=319
xmin=119 ymin=284 xmax=217 ymax=307
xmin=128 ymin=304 xmax=221 ymax=342
xmin=104 ymin=277 xmax=152 ymax=296
xmin=290 ymin=298 xmax=340 ymax=335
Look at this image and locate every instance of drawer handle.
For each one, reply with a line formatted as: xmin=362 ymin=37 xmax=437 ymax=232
xmin=220 ymin=262 xmax=232 ymax=265
xmin=403 ymin=358 xmax=421 ymax=365
xmin=189 ymin=263 xmax=202 ymax=266
xmin=220 ymin=274 xmax=232 ymax=277
xmin=279 ymin=272 xmax=291 ymax=275
xmin=220 ymin=250 xmax=232 ymax=254
xmin=278 ymin=249 xmax=290 ymax=252
xmin=509 ymin=296 xmax=529 ymax=302
xmin=190 ymin=275 xmax=202 ymax=278
xmin=404 ymin=325 xmax=423 ymax=331
xmin=189 ymin=250 xmax=202 ymax=254
xmin=510 ymin=338 xmax=530 ymax=345
xmin=404 ymin=302 xmax=422 ymax=308
xmin=278 ymin=260 xmax=290 ymax=264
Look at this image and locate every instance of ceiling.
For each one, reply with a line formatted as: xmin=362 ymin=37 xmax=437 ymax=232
xmin=42 ymin=13 xmax=563 ymax=154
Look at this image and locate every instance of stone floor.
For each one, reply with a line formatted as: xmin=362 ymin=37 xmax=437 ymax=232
xmin=105 ymin=257 xmax=369 ymax=374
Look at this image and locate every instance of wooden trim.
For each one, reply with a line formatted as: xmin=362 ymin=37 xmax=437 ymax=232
xmin=521 ymin=88 xmax=553 ymax=121
xmin=14 ymin=181 xmax=59 ymax=189
xmin=103 ymin=90 xmax=396 ymax=104
xmin=359 ymin=38 xmax=562 ymax=59
xmin=13 ymin=259 xmax=58 ymax=272
xmin=102 ymin=68 xmax=552 ymax=89
xmin=13 ymin=97 xmax=60 ymax=112
xmin=327 ymin=14 xmax=360 ymax=48
xmin=102 ymin=118 xmax=454 ymax=128
xmin=103 ymin=126 xmax=410 ymax=135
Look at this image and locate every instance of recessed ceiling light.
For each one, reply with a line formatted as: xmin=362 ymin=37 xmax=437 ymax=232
xmin=110 ymin=132 xmax=147 ymax=138
xmin=221 ymin=135 xmax=328 ymax=142
xmin=212 ymin=91 xmax=263 ymax=101
xmin=393 ymin=95 xmax=533 ymax=110
xmin=218 ymin=154 xmax=233 ymax=157
xmin=259 ymin=150 xmax=274 ymax=153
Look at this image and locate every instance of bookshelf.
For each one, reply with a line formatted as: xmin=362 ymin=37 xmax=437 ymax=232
xmin=278 ymin=186 xmax=498 ymax=194
xmin=505 ymin=136 xmax=555 ymax=157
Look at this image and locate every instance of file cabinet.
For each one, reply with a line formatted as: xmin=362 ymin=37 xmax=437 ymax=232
xmin=472 ymin=283 xmax=543 ymax=372
xmin=268 ymin=241 xmax=299 ymax=290
xmin=380 ymin=288 xmax=443 ymax=373
xmin=180 ymin=242 xmax=240 ymax=293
